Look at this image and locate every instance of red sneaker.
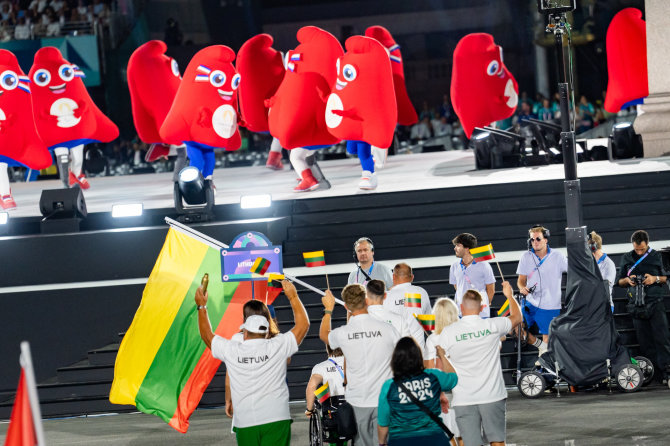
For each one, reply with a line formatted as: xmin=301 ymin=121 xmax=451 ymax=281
xmin=1 ymin=194 xmax=16 ymax=210
xmin=266 ymin=151 xmax=284 ymax=170
xmin=145 ymin=143 xmax=170 ymax=163
xmin=77 ymin=174 xmax=90 ymax=190
xmin=294 ymin=169 xmax=319 ymax=192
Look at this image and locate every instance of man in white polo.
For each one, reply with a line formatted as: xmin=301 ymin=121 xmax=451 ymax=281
xmin=195 ymin=280 xmax=309 ymax=445
xmin=438 ymin=283 xmax=522 ymax=446
xmin=384 ymin=262 xmax=432 ymax=316
xmin=320 ymin=284 xmax=400 ymax=445
xmin=348 ymin=237 xmax=394 ymax=289
xmin=449 ymin=233 xmax=496 ymax=319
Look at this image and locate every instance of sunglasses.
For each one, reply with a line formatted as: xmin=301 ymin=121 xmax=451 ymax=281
xmin=530 ymin=237 xmax=545 ymax=242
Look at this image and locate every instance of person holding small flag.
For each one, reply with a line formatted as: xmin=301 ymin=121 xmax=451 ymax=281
xmin=449 ymin=233 xmax=496 ymax=319
xmin=305 ymin=344 xmax=345 ymax=416
xmin=385 ymin=263 xmax=432 ymax=316
xmin=348 ymin=237 xmax=394 ymax=289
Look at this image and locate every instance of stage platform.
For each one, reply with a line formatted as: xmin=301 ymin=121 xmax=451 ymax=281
xmin=6 ymin=149 xmax=670 ymax=219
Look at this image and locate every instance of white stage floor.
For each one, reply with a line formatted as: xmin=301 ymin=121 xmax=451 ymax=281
xmin=6 ymin=150 xmax=670 ymax=218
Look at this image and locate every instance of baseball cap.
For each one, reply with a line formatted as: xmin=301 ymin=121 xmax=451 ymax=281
xmin=240 ymin=315 xmax=269 ymax=334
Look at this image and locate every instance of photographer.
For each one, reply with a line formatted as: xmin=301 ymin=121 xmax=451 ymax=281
xmin=617 ymin=230 xmax=670 ymax=385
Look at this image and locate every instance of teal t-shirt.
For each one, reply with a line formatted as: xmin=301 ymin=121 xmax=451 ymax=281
xmin=378 ymin=369 xmax=458 ymax=438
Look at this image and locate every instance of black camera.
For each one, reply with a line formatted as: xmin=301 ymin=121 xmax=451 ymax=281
xmin=630 ymin=274 xmax=646 ymax=286
xmin=528 ymin=284 xmax=537 ymax=294
xmin=537 ymin=0 xmax=576 ymax=14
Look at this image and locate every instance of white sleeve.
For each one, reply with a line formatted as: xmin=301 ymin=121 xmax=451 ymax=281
xmin=491 ymin=317 xmax=513 ymax=335
xmin=347 ymin=270 xmax=356 ymax=285
xmin=516 ymin=253 xmax=531 ymax=276
xmin=422 ymin=288 xmax=432 ymax=315
xmin=328 ymin=328 xmax=341 ymax=349
xmin=277 ymin=332 xmax=299 ymax=358
xmin=484 ymin=263 xmax=496 ymax=284
xmin=210 ymin=335 xmax=229 ymax=362
xmin=424 ymin=334 xmax=437 ymax=361
xmin=449 ymin=264 xmax=457 ymax=285
xmin=311 ymin=362 xmax=325 ymax=377
xmin=405 ymin=314 xmax=426 ymax=353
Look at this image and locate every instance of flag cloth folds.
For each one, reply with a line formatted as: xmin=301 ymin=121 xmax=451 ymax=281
xmin=470 ymin=243 xmax=495 ymax=262
xmin=404 ymin=293 xmax=422 ymax=308
xmin=250 ymin=257 xmax=271 ymax=275
xmin=414 ymin=314 xmax=436 ymax=332
xmin=303 ymin=250 xmax=326 ymax=267
xmin=497 ymin=299 xmax=510 ymax=317
xmin=314 ymin=383 xmax=330 ymax=403
xmin=109 ymin=227 xmax=248 ymax=433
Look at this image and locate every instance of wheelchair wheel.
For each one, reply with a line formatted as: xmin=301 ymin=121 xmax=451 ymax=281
xmin=518 ymin=371 xmax=546 ymax=398
xmin=309 ymin=410 xmax=323 ymax=446
xmin=615 ymin=364 xmax=643 ymax=393
xmin=633 ymin=356 xmax=654 ymax=386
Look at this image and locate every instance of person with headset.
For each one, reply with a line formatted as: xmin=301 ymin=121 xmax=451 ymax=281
xmin=348 ymin=237 xmax=394 ymax=290
xmin=516 ymin=225 xmax=567 ymax=357
xmin=589 ymin=231 xmax=617 ymax=312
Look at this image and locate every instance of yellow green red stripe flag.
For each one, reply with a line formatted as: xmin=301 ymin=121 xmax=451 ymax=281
xmin=268 ymin=273 xmax=285 ymax=291
xmin=314 ymin=382 xmax=330 ymax=403
xmin=414 ymin=314 xmax=435 ymax=332
xmin=250 ymin=257 xmax=271 ymax=275
xmin=404 ymin=293 xmax=422 ymax=308
xmin=470 ymin=243 xmax=495 ymax=262
xmin=303 ymin=250 xmax=326 ymax=267
xmin=109 ymin=227 xmax=247 ymax=433
xmin=497 ymin=299 xmax=510 ymax=317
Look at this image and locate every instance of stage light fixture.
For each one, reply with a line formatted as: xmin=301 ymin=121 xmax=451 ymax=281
xmin=470 ymin=127 xmax=524 ymax=170
xmin=240 ymin=194 xmax=272 ymax=209
xmin=608 ymin=122 xmax=643 ymax=159
xmin=174 ymin=166 xmax=214 ymax=223
xmin=112 ymin=203 xmax=143 ymax=218
xmin=0 ymin=212 xmax=7 ymax=224
xmin=39 ymin=187 xmax=88 ymax=233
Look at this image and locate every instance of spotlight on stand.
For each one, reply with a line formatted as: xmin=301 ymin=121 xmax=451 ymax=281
xmin=470 ymin=127 xmax=524 ymax=170
xmin=39 ymin=187 xmax=87 ymax=233
xmin=608 ymin=122 xmax=643 ymax=160
xmin=519 ymin=118 xmax=564 ymax=163
xmin=174 ymin=166 xmax=214 ymax=223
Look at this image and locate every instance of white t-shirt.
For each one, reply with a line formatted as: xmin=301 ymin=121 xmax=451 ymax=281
xmin=597 ymin=253 xmax=616 ymax=308
xmin=516 ymin=248 xmax=568 ymax=310
xmin=368 ymin=304 xmax=426 ymax=356
xmin=384 ymin=282 xmax=432 ymax=316
xmin=424 ymin=332 xmax=440 ymax=362
xmin=449 ymin=260 xmax=495 ymax=318
xmin=328 ymin=313 xmax=400 ymax=407
xmin=437 ymin=315 xmax=512 ymax=406
xmin=311 ymin=356 xmax=345 ymax=397
xmin=211 ymin=332 xmax=298 ymax=428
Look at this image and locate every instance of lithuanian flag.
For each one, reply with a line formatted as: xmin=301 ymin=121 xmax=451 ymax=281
xmin=268 ymin=273 xmax=285 ymax=291
xmin=497 ymin=299 xmax=510 ymax=317
xmin=250 ymin=257 xmax=271 ymax=275
xmin=109 ymin=227 xmax=249 ymax=433
xmin=314 ymin=382 xmax=330 ymax=403
xmin=303 ymin=250 xmax=326 ymax=267
xmin=470 ymin=243 xmax=495 ymax=262
xmin=415 ymin=314 xmax=436 ymax=332
xmin=404 ymin=293 xmax=422 ymax=308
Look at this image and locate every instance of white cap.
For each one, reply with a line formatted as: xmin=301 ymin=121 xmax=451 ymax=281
xmin=240 ymin=315 xmax=269 ymax=334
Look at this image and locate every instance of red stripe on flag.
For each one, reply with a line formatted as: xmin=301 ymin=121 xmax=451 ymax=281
xmin=4 ymin=369 xmax=37 ymax=445
xmin=305 ymin=260 xmax=326 ymax=267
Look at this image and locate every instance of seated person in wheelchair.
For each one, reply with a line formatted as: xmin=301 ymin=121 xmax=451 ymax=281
xmin=306 ymin=345 xmax=347 ymax=445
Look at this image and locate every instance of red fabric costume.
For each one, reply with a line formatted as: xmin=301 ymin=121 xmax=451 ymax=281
xmin=365 ymin=25 xmax=417 ymax=126
xmin=127 ymin=40 xmax=181 ymax=144
xmin=450 ymin=33 xmax=518 ymax=138
xmin=160 ymin=45 xmax=241 ymax=150
xmin=0 ymin=49 xmax=51 ymax=169
xmin=604 ymin=8 xmax=648 ymax=113
xmin=325 ymin=35 xmax=397 ymax=148
xmin=266 ymin=26 xmax=343 ymax=149
xmin=29 ymin=47 xmax=118 ymax=149
xmin=236 ymin=34 xmax=285 ymax=133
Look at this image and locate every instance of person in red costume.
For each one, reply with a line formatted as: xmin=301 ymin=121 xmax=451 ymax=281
xmin=236 ymin=34 xmax=286 ymax=171
xmin=450 ymin=33 xmax=518 ymax=139
xmin=325 ymin=35 xmax=397 ymax=190
xmin=266 ymin=26 xmax=343 ymax=192
xmin=365 ymin=26 xmax=418 ymax=170
xmin=127 ymin=40 xmax=186 ymax=181
xmin=0 ymin=50 xmax=52 ymax=210
xmin=604 ymin=8 xmax=648 ymax=113
xmin=160 ymin=45 xmax=241 ymax=182
xmin=29 ymin=47 xmax=118 ymax=189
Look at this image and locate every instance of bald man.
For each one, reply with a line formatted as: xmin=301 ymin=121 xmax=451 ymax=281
xmin=384 ymin=263 xmax=432 ymax=316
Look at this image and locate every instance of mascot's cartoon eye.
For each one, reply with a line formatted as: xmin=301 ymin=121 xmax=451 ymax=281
xmin=231 ymin=73 xmax=241 ymax=90
xmin=171 ymin=59 xmax=180 ymax=77
xmin=33 ymin=69 xmax=51 ymax=86
xmin=59 ymin=64 xmax=75 ymax=82
xmin=486 ymin=60 xmax=500 ymax=76
xmin=209 ymin=70 xmax=226 ymax=88
xmin=342 ymin=64 xmax=357 ymax=82
xmin=0 ymin=70 xmax=18 ymax=90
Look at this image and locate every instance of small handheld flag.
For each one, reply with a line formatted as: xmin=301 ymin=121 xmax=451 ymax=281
xmin=268 ymin=273 xmax=285 ymax=289
xmin=250 ymin=257 xmax=271 ymax=275
xmin=415 ymin=314 xmax=436 ymax=332
xmin=314 ymin=382 xmax=330 ymax=403
xmin=404 ymin=293 xmax=422 ymax=308
xmin=303 ymin=251 xmax=326 ymax=268
xmin=497 ymin=299 xmax=510 ymax=317
xmin=470 ymin=244 xmax=495 ymax=262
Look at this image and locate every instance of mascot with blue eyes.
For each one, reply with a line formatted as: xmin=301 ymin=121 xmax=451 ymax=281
xmin=0 ymin=49 xmax=52 ymax=209
xmin=450 ymin=33 xmax=518 ymax=138
xmin=160 ymin=45 xmax=241 ymax=183
xmin=29 ymin=47 xmax=119 ymax=189
xmin=127 ymin=40 xmax=186 ymax=181
xmin=324 ymin=35 xmax=397 ymax=190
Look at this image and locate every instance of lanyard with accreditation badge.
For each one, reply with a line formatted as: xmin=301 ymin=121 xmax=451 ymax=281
xmin=356 ymin=262 xmax=374 ymax=284
xmin=527 ymin=247 xmax=551 ymax=281
xmin=627 ymin=247 xmax=651 ymax=276
xmin=460 ymin=259 xmax=476 ymax=286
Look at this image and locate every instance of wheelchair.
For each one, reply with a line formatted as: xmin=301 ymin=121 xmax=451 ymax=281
xmin=309 ymin=396 xmax=351 ymax=446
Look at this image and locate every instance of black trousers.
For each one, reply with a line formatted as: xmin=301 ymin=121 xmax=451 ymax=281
xmin=632 ymin=299 xmax=670 ymax=375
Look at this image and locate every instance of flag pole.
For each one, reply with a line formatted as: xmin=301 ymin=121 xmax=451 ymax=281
xmin=495 ymin=260 xmax=505 ymax=282
xmin=284 ymin=274 xmax=345 ymax=306
xmin=20 ymin=341 xmax=46 ymax=446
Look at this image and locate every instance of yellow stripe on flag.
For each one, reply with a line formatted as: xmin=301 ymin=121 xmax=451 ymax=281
xmin=470 ymin=243 xmax=493 ymax=255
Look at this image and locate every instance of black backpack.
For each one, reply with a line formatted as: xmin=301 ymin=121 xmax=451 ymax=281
xmin=333 ymin=401 xmax=357 ymax=440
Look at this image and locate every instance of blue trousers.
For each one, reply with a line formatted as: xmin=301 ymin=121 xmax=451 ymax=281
xmin=185 ymin=142 xmax=216 ymax=178
xmin=346 ymin=140 xmax=374 ymax=173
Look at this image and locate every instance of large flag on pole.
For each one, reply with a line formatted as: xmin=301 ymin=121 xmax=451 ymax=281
xmin=110 ymin=221 xmax=250 ymax=433
xmin=4 ymin=342 xmax=46 ymax=446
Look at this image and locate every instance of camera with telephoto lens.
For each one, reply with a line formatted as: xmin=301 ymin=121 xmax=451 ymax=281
xmin=631 ymin=274 xmax=646 ymax=286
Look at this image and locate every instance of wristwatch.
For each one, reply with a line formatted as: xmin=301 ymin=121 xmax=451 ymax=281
xmin=656 ymin=276 xmax=661 ymax=284
xmin=197 ymin=305 xmax=207 ymax=310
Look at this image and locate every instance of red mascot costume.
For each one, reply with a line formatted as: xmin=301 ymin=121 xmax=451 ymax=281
xmin=451 ymin=33 xmax=518 ymax=138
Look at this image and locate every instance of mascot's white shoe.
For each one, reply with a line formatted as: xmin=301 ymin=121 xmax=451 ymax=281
xmin=359 ymin=171 xmax=378 ymax=190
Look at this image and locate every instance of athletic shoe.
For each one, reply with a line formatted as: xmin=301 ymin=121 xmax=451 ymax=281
xmin=358 ymin=170 xmax=378 ymax=190
xmin=294 ymin=169 xmax=319 ymax=192
xmin=145 ymin=143 xmax=170 ymax=162
xmin=266 ymin=151 xmax=284 ymax=170
xmin=1 ymin=194 xmax=16 ymax=210
xmin=77 ymin=174 xmax=90 ymax=189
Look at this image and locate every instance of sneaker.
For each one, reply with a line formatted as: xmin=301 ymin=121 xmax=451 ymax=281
xmin=1 ymin=194 xmax=16 ymax=210
xmin=76 ymin=174 xmax=90 ymax=190
xmin=294 ymin=169 xmax=319 ymax=192
xmin=265 ymin=151 xmax=284 ymax=170
xmin=145 ymin=143 xmax=170 ymax=162
xmin=358 ymin=170 xmax=378 ymax=190
xmin=535 ymin=344 xmax=548 ymax=366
